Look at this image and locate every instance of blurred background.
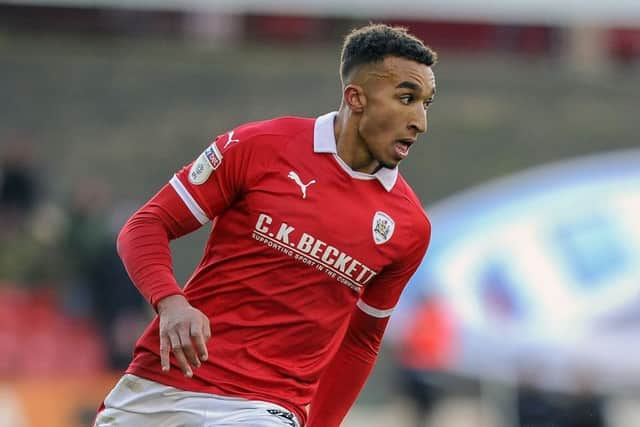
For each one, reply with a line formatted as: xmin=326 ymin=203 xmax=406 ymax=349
xmin=1 ymin=1 xmax=639 ymax=426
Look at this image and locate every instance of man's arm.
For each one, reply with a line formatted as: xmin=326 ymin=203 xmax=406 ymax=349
xmin=306 ymin=306 xmax=389 ymax=427
xmin=116 ymin=184 xmax=211 ymax=377
xmin=118 ymin=124 xmax=268 ymax=377
xmin=308 ymin=212 xmax=431 ymax=426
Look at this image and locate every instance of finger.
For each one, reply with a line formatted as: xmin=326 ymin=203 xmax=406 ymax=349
xmin=202 ymin=319 xmax=212 ymax=361
xmin=191 ymin=323 xmax=208 ymax=362
xmin=178 ymin=326 xmax=200 ymax=368
xmin=169 ymin=332 xmax=193 ymax=377
xmin=203 ymin=319 xmax=212 ymax=341
xmin=159 ymin=333 xmax=171 ymax=372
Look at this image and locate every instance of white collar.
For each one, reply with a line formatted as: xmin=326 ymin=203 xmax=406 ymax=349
xmin=313 ymin=111 xmax=398 ymax=192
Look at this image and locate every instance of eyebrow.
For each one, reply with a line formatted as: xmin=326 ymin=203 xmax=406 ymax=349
xmin=396 ymin=81 xmax=421 ymax=91
xmin=396 ymin=80 xmax=436 ymax=100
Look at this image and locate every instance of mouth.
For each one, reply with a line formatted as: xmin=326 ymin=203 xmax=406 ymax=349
xmin=394 ymin=138 xmax=415 ymax=159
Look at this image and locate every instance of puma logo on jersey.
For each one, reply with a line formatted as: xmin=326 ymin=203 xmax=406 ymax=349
xmin=288 ymin=171 xmax=316 ymax=199
xmin=222 ymin=130 xmax=240 ymax=149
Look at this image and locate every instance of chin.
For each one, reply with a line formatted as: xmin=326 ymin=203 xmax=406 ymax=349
xmin=379 ymin=160 xmax=399 ymax=170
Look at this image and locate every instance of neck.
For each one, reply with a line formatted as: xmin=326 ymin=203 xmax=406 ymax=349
xmin=334 ymin=108 xmax=380 ymax=174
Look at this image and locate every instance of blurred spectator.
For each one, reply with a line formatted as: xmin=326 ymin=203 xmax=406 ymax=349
xmin=0 ymin=132 xmax=38 ymax=222
xmin=561 ymin=369 xmax=606 ymax=427
xmin=516 ymin=384 xmax=563 ymax=427
xmin=515 ymin=361 xmax=564 ymax=427
xmin=59 ymin=179 xmax=148 ymax=369
xmin=61 ymin=178 xmax=115 ymax=300
xmin=395 ymin=296 xmax=456 ymax=426
xmin=0 ymin=132 xmax=63 ymax=285
xmin=0 ymin=141 xmax=148 ymax=371
xmin=514 ymin=361 xmax=608 ymax=427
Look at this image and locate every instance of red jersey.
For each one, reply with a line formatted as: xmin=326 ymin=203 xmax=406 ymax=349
xmin=126 ymin=112 xmax=430 ymax=422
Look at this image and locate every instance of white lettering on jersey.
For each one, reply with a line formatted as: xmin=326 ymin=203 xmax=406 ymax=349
xmin=252 ymin=213 xmax=378 ymax=292
xmin=223 ymin=130 xmax=240 ymax=149
xmin=321 ymin=246 xmax=340 ymax=265
xmin=275 ymin=223 xmax=295 ymax=244
xmin=287 ymin=171 xmax=316 ymax=199
xmin=256 ymin=213 xmax=272 ymax=233
xmin=296 ymin=233 xmax=314 ymax=252
xmin=333 ymin=253 xmax=353 ymax=272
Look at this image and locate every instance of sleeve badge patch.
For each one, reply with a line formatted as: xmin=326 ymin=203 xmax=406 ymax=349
xmin=373 ymin=211 xmax=395 ymax=244
xmin=188 ymin=141 xmax=223 ymax=185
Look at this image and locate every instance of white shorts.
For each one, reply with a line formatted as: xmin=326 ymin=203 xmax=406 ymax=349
xmin=94 ymin=374 xmax=300 ymax=427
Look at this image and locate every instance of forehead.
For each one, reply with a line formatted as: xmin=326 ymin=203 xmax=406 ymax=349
xmin=367 ymin=56 xmax=435 ymax=94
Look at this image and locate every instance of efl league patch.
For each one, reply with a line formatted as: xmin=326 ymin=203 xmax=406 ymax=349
xmin=372 ymin=211 xmax=395 ymax=244
xmin=188 ymin=142 xmax=223 ymax=185
xmin=204 ymin=144 xmax=223 ymax=169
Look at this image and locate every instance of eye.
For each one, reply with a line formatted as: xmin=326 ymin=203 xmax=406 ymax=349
xmin=399 ymin=94 xmax=413 ymax=105
xmin=423 ymin=99 xmax=434 ymax=110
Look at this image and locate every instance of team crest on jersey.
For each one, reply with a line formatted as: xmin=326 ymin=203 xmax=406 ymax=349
xmin=372 ymin=211 xmax=395 ymax=245
xmin=188 ymin=142 xmax=223 ymax=185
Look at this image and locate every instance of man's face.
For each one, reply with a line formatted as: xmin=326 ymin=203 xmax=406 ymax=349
xmin=356 ymin=56 xmax=435 ymax=170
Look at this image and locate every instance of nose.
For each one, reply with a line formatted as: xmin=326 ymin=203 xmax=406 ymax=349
xmin=409 ymin=106 xmax=427 ymax=134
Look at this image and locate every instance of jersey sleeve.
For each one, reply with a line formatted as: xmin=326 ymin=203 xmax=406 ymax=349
xmin=357 ymin=217 xmax=431 ymax=319
xmin=169 ymin=126 xmax=266 ymax=224
xmin=306 ymin=308 xmax=389 ymax=427
xmin=308 ymin=216 xmax=430 ymax=427
xmin=116 ymin=184 xmax=201 ymax=308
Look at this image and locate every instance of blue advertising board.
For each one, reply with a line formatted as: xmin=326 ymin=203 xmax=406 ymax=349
xmin=391 ymin=149 xmax=640 ymax=392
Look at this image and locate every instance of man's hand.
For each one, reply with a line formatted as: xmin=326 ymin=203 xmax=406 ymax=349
xmin=156 ymin=294 xmax=211 ymax=377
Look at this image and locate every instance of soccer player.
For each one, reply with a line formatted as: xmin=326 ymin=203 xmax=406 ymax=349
xmin=95 ymin=23 xmax=437 ymax=427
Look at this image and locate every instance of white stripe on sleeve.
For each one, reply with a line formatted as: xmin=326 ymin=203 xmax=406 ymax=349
xmin=356 ymin=298 xmax=395 ymax=318
xmin=169 ymin=175 xmax=209 ymax=225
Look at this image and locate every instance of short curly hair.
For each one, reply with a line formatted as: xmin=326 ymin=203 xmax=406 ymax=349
xmin=340 ymin=23 xmax=437 ymax=84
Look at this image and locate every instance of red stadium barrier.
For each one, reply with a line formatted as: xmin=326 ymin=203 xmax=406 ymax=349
xmin=0 ymin=286 xmax=107 ymax=378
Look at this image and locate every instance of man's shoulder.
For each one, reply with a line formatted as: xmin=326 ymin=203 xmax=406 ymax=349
xmin=393 ymin=174 xmax=430 ymax=226
xmin=235 ymin=116 xmax=314 ymax=141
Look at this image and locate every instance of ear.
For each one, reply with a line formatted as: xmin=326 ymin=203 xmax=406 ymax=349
xmin=343 ymin=84 xmax=366 ymax=113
